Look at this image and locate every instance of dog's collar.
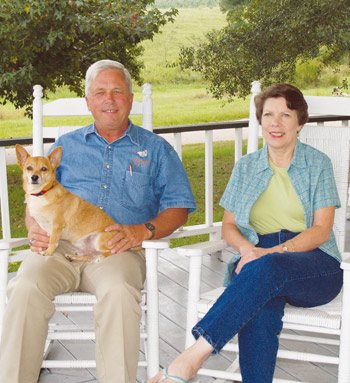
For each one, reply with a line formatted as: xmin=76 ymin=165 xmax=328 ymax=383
xmin=30 ymin=185 xmax=54 ymax=197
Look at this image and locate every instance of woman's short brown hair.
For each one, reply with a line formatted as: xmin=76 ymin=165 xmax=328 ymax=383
xmin=255 ymin=84 xmax=308 ymax=126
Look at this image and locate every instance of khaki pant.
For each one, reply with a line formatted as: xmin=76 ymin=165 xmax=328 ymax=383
xmin=0 ymin=241 xmax=146 ymax=383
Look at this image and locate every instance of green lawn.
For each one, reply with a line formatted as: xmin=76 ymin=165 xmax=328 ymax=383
xmin=0 ymin=6 xmax=343 ymax=138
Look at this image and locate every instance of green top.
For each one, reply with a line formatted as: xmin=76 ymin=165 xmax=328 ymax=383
xmin=249 ymin=158 xmax=306 ymax=235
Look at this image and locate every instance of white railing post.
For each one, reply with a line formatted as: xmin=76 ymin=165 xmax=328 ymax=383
xmin=235 ymin=128 xmax=243 ymax=162
xmin=0 ymin=148 xmax=10 ymax=241
xmin=142 ymin=83 xmax=153 ymax=132
xmin=205 ymin=130 xmax=214 ymax=232
xmin=174 ymin=132 xmax=182 ymax=160
xmin=33 ymin=85 xmax=44 ymax=156
xmin=247 ymin=81 xmax=261 ymax=154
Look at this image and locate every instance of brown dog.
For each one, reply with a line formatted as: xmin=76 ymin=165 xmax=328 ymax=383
xmin=16 ymin=144 xmax=134 ymax=262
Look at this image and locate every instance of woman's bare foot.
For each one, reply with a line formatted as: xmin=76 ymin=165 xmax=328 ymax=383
xmin=148 ymin=337 xmax=213 ymax=382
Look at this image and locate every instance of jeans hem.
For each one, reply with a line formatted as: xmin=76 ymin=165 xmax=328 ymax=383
xmin=192 ymin=326 xmax=221 ymax=354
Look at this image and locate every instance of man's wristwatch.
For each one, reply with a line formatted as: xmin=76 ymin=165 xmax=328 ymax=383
xmin=144 ymin=222 xmax=156 ymax=239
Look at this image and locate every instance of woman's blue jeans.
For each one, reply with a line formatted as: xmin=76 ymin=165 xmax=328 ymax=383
xmin=192 ymin=230 xmax=343 ymax=383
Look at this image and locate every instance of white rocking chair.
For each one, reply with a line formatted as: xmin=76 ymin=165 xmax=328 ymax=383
xmin=0 ymin=83 xmax=168 ymax=380
xmin=179 ymin=88 xmax=350 ymax=382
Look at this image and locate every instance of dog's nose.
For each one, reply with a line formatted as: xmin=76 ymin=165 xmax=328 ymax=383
xmin=31 ymin=175 xmax=39 ymax=182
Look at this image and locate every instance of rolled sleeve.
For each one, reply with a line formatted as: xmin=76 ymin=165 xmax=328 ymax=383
xmin=313 ymin=157 xmax=341 ymax=211
xmin=158 ymin=149 xmax=197 ymax=213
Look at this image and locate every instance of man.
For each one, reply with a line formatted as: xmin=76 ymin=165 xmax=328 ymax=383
xmin=0 ymin=60 xmax=196 ymax=383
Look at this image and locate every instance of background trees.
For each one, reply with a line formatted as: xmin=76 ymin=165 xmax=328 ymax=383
xmin=179 ymin=0 xmax=350 ymax=99
xmin=0 ymin=0 xmax=177 ymax=114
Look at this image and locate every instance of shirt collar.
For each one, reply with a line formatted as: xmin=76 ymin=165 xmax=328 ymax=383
xmin=83 ymin=120 xmax=140 ymax=146
xmin=255 ymin=144 xmax=271 ymax=173
xmin=255 ymin=139 xmax=306 ymax=173
xmin=289 ymin=139 xmax=307 ymax=170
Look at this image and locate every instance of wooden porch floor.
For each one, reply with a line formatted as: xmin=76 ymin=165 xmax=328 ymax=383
xmin=38 ymin=220 xmax=350 ymax=383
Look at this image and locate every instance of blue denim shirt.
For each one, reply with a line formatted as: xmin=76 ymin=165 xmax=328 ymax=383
xmin=220 ymin=139 xmax=341 ymax=286
xmin=49 ymin=121 xmax=196 ymax=225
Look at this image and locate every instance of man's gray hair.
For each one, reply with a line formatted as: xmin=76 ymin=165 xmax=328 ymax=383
xmin=85 ymin=59 xmax=133 ymax=97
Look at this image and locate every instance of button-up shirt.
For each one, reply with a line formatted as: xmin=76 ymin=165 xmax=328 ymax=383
xmin=49 ymin=121 xmax=196 ymax=225
xmin=220 ymin=139 xmax=341 ymax=285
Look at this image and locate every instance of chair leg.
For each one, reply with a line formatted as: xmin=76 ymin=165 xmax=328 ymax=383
xmin=145 ymin=247 xmax=160 ymax=379
xmin=0 ymin=248 xmax=9 ymax=341
xmin=338 ymin=267 xmax=350 ymax=382
xmin=185 ymin=255 xmax=202 ymax=348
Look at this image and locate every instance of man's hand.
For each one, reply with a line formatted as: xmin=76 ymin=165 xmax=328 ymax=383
xmin=105 ymin=223 xmax=150 ymax=254
xmin=105 ymin=208 xmax=189 ymax=254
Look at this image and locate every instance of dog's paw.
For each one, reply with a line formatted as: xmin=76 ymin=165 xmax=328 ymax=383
xmin=41 ymin=247 xmax=55 ymax=256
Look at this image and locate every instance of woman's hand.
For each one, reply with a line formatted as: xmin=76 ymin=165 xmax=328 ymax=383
xmin=236 ymin=247 xmax=271 ymax=274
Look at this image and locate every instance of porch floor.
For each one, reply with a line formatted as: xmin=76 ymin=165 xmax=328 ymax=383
xmin=38 ymin=219 xmax=350 ymax=383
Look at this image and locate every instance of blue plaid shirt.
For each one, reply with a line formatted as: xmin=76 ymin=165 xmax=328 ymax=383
xmin=49 ymin=121 xmax=196 ymax=225
xmin=220 ymin=139 xmax=341 ymax=285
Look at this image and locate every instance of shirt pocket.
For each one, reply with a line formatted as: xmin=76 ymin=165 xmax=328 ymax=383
xmin=120 ymin=171 xmax=157 ymax=211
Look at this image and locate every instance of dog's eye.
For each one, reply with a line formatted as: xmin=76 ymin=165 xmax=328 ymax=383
xmin=41 ymin=167 xmax=47 ymax=171
xmin=26 ymin=166 xmax=33 ymax=171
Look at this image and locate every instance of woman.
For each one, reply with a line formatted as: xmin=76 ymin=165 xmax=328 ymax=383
xmin=149 ymin=84 xmax=343 ymax=383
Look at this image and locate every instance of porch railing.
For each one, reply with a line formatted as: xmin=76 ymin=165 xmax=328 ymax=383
xmin=1 ymin=113 xmax=350 ymax=241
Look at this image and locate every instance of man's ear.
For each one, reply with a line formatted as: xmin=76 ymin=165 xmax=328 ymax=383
xmin=85 ymin=96 xmax=91 ymax=111
xmin=15 ymin=144 xmax=30 ymax=168
xmin=48 ymin=146 xmax=62 ymax=169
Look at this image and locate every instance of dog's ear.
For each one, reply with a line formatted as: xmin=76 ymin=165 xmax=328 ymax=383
xmin=16 ymin=144 xmax=30 ymax=168
xmin=48 ymin=147 xmax=62 ymax=169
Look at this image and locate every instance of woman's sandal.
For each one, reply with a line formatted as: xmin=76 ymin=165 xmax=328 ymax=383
xmin=158 ymin=367 xmax=194 ymax=383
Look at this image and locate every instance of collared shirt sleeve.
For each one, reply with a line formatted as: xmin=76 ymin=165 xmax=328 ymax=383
xmin=220 ymin=162 xmax=239 ymax=213
xmin=157 ymin=147 xmax=196 ymax=213
xmin=313 ymin=155 xmax=341 ymax=211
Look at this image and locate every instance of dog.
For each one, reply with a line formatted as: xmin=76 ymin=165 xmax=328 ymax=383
xmin=16 ymin=144 xmax=137 ymax=262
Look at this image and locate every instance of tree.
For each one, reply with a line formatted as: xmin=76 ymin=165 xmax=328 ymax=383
xmin=0 ymin=0 xmax=177 ymax=114
xmin=180 ymin=0 xmax=350 ymax=100
xmin=219 ymin=0 xmax=249 ymax=13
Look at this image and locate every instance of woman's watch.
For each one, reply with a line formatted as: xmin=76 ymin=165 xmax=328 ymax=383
xmin=281 ymin=244 xmax=289 ymax=252
xmin=144 ymin=222 xmax=156 ymax=239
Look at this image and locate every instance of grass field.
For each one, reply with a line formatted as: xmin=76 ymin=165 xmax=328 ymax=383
xmin=0 ymin=6 xmax=346 ymax=138
xmin=1 ymin=7 xmax=230 ymax=138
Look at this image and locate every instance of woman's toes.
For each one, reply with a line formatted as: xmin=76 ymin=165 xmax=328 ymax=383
xmin=147 ymin=370 xmax=164 ymax=383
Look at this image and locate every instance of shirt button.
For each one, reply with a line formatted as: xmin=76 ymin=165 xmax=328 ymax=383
xmin=108 ymin=146 xmax=112 ymax=149
xmin=100 ymin=206 xmax=104 ymax=210
xmin=103 ymin=185 xmax=107 ymax=189
xmin=106 ymin=164 xmax=110 ymax=169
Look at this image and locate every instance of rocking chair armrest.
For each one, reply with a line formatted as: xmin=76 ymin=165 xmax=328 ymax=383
xmin=341 ymin=253 xmax=350 ymax=272
xmin=177 ymin=239 xmax=227 ymax=257
xmin=0 ymin=237 xmax=28 ymax=250
xmin=142 ymin=239 xmax=170 ymax=250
